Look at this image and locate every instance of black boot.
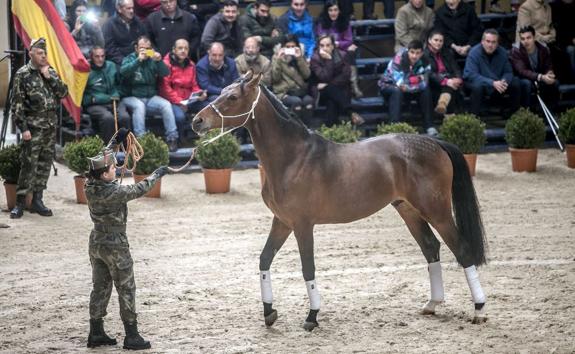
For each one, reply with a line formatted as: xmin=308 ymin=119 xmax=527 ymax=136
xmin=123 ymin=321 xmax=151 ymax=350
xmin=30 ymin=191 xmax=53 ymax=216
xmin=10 ymin=195 xmax=26 ymax=219
xmin=87 ymin=318 xmax=117 ymax=348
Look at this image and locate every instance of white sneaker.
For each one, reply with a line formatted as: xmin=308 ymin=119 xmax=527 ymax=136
xmin=426 ymin=127 xmax=439 ymax=137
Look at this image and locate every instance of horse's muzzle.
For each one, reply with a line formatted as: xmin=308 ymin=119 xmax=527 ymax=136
xmin=191 ymin=115 xmax=208 ymax=135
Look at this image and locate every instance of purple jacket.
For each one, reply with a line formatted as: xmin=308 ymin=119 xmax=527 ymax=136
xmin=509 ymin=41 xmax=553 ymax=82
xmin=315 ymin=23 xmax=353 ymax=51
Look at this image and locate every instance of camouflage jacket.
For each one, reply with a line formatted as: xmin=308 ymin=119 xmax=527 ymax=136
xmin=84 ymin=173 xmax=161 ymax=246
xmin=10 ymin=62 xmax=68 ymax=132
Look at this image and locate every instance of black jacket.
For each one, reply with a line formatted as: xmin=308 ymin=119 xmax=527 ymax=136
xmin=103 ymin=15 xmax=148 ymax=65
xmin=145 ymin=8 xmax=201 ymax=60
xmin=424 ymin=46 xmax=462 ymax=87
xmin=433 ymin=2 xmax=483 ymax=48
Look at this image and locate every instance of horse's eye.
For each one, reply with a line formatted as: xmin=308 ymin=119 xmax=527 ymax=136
xmin=229 ymin=94 xmax=238 ymax=101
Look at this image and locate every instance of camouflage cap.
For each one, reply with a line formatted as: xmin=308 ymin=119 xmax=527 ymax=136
xmin=88 ymin=148 xmax=117 ymax=171
xmin=30 ymin=37 xmax=47 ymax=51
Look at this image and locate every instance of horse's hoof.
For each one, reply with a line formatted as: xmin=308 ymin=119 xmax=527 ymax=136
xmin=472 ymin=315 xmax=487 ymax=324
xmin=472 ymin=304 xmax=487 ymax=324
xmin=264 ymin=310 xmax=277 ymax=327
xmin=421 ymin=300 xmax=442 ymax=315
xmin=303 ymin=321 xmax=318 ymax=332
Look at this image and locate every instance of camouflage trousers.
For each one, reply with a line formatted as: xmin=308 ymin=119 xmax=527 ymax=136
xmin=89 ymin=244 xmax=137 ymax=323
xmin=17 ymin=127 xmax=55 ymax=195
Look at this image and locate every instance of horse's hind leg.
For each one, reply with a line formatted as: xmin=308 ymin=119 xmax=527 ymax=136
xmin=394 ymin=202 xmax=444 ymax=315
xmin=259 ymin=216 xmax=292 ymax=327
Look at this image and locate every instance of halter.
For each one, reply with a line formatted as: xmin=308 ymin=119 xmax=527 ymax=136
xmin=204 ymin=86 xmax=262 ymax=145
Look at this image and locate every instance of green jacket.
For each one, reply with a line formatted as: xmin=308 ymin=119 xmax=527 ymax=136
xmin=85 ymin=173 xmax=161 ymax=247
xmin=271 ymin=56 xmax=310 ymax=99
xmin=82 ymin=60 xmax=120 ymax=107
xmin=119 ymin=52 xmax=169 ymax=98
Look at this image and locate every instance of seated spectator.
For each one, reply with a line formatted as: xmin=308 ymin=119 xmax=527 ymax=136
xmin=424 ymin=30 xmax=464 ymax=115
xmin=551 ymin=0 xmax=575 ymax=83
xmin=310 ymin=34 xmax=364 ymax=127
xmin=363 ymin=0 xmax=395 ymax=20
xmin=134 ymin=0 xmax=160 ymax=20
xmin=235 ymin=37 xmax=272 ymax=87
xmin=315 ymin=0 xmax=362 ymax=98
xmin=271 ymin=35 xmax=314 ymax=120
xmin=160 ymin=39 xmax=208 ymax=134
xmin=100 ymin=0 xmax=116 ymax=17
xmin=433 ymin=0 xmax=483 ymax=59
xmin=119 ymin=36 xmax=180 ymax=152
xmin=103 ymin=0 xmax=147 ymax=65
xmin=511 ymin=26 xmax=559 ymax=109
xmin=239 ymin=0 xmax=284 ymax=59
xmin=464 ymin=29 xmax=521 ymax=118
xmin=196 ymin=42 xmax=240 ymax=109
xmin=67 ymin=0 xmax=105 ymax=58
xmin=516 ymin=0 xmax=555 ymax=46
xmin=378 ymin=40 xmax=436 ymax=135
xmin=82 ymin=47 xmax=131 ymax=143
xmin=201 ymin=0 xmax=243 ymax=58
xmin=146 ymin=0 xmax=201 ymax=61
xmin=394 ymin=0 xmax=435 ymax=52
xmin=177 ymin=0 xmax=219 ymax=30
xmin=277 ymin=0 xmax=316 ymax=59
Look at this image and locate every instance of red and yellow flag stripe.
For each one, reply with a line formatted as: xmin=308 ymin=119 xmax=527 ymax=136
xmin=12 ymin=0 xmax=91 ymax=127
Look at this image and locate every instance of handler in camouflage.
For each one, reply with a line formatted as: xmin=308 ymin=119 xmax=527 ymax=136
xmin=85 ymin=129 xmax=169 ymax=350
xmin=10 ymin=38 xmax=68 ymax=219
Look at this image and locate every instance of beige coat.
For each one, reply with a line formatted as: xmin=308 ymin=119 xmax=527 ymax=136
xmin=516 ymin=0 xmax=555 ymax=44
xmin=394 ymin=2 xmax=435 ymax=52
xmin=235 ymin=54 xmax=272 ymax=87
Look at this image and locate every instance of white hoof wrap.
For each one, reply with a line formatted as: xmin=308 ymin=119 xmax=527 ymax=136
xmin=260 ymin=270 xmax=273 ymax=304
xmin=428 ymin=261 xmax=444 ymax=302
xmin=422 ymin=300 xmax=442 ymax=314
xmin=464 ymin=265 xmax=486 ymax=304
xmin=306 ymin=280 xmax=320 ymax=310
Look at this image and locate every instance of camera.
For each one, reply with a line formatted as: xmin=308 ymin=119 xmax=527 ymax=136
xmin=145 ymin=49 xmax=155 ymax=57
xmin=80 ymin=11 xmax=98 ymax=23
xmin=284 ymin=47 xmax=296 ymax=56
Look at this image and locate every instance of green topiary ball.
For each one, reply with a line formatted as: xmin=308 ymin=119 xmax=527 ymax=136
xmin=0 ymin=144 xmax=22 ymax=184
xmin=375 ymin=122 xmax=418 ymax=135
xmin=132 ymin=133 xmax=170 ymax=175
xmin=318 ymin=122 xmax=361 ymax=143
xmin=505 ymin=108 xmax=547 ymax=149
xmin=196 ymin=130 xmax=242 ymax=169
xmin=63 ymin=136 xmax=105 ymax=175
xmin=439 ymin=114 xmax=486 ymax=154
xmin=558 ymin=108 xmax=575 ymax=145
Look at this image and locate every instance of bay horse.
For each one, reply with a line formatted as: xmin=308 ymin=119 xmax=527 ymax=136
xmin=192 ymin=72 xmax=488 ymax=331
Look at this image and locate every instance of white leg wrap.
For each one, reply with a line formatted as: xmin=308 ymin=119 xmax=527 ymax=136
xmin=428 ymin=261 xmax=444 ymax=302
xmin=260 ymin=270 xmax=273 ymax=304
xmin=305 ymin=280 xmax=320 ymax=310
xmin=464 ymin=265 xmax=486 ymax=304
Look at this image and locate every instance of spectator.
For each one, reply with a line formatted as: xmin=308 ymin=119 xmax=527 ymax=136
xmin=119 ymin=36 xmax=180 ymax=152
xmin=379 ymin=40 xmax=436 ymax=135
xmin=177 ymin=0 xmax=219 ymax=30
xmin=83 ymin=47 xmax=131 ymax=143
xmin=196 ymin=42 xmax=240 ymax=109
xmin=363 ymin=0 xmax=395 ymax=20
xmin=271 ymin=35 xmax=314 ymax=120
xmin=310 ymin=34 xmax=364 ymax=127
xmin=510 ymin=26 xmax=558 ymax=109
xmin=160 ymin=39 xmax=208 ymax=134
xmin=146 ymin=0 xmax=201 ymax=61
xmin=424 ymin=30 xmax=464 ymax=115
xmin=201 ymin=0 xmax=243 ymax=58
xmin=516 ymin=0 xmax=555 ymax=45
xmin=315 ymin=0 xmax=362 ymax=98
xmin=239 ymin=0 xmax=284 ymax=59
xmin=101 ymin=0 xmax=116 ymax=17
xmin=433 ymin=0 xmax=483 ymax=59
xmin=463 ymin=29 xmax=521 ymax=118
xmin=551 ymin=0 xmax=575 ymax=82
xmin=134 ymin=0 xmax=160 ymax=20
xmin=53 ymin=0 xmax=67 ymax=20
xmin=67 ymin=0 xmax=105 ymax=58
xmin=103 ymin=0 xmax=148 ymax=66
xmin=235 ymin=37 xmax=272 ymax=87
xmin=394 ymin=0 xmax=435 ymax=52
xmin=277 ymin=0 xmax=316 ymax=59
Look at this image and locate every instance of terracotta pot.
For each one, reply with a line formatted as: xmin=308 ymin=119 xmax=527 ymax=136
xmin=463 ymin=154 xmax=477 ymax=177
xmin=74 ymin=176 xmax=88 ymax=204
xmin=133 ymin=174 xmax=162 ymax=198
xmin=202 ymin=168 xmax=232 ymax=194
xmin=3 ymin=183 xmax=32 ymax=210
xmin=566 ymin=144 xmax=575 ymax=169
xmin=509 ymin=148 xmax=538 ymax=172
xmin=258 ymin=163 xmax=265 ymax=187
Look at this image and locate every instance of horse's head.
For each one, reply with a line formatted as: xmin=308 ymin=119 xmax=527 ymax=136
xmin=192 ymin=71 xmax=263 ymax=135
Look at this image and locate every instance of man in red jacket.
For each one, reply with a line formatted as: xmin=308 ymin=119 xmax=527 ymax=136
xmin=160 ymin=39 xmax=208 ymax=135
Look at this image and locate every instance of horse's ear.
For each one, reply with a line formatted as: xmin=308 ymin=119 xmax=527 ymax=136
xmin=242 ymin=70 xmax=254 ymax=82
xmin=248 ymin=72 xmax=263 ymax=87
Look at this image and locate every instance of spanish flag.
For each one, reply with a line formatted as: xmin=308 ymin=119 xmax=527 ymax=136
xmin=12 ymin=0 xmax=91 ymax=128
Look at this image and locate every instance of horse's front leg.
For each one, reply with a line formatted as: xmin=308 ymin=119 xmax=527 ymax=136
xmin=294 ymin=223 xmax=319 ymax=331
xmin=259 ymin=216 xmax=292 ymax=327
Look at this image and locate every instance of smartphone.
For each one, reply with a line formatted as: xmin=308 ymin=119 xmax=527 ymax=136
xmin=284 ymin=47 xmax=296 ymax=56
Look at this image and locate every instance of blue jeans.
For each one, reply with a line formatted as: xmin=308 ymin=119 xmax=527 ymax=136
xmin=121 ymin=96 xmax=178 ymax=141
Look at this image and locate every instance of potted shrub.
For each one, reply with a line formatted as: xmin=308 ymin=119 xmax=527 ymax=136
xmin=131 ymin=133 xmax=170 ymax=198
xmin=505 ymin=108 xmax=546 ymax=172
xmin=0 ymin=144 xmax=28 ymax=210
xmin=196 ymin=130 xmax=241 ymax=194
xmin=318 ymin=121 xmax=361 ymax=143
xmin=440 ymin=114 xmax=486 ymax=176
xmin=375 ymin=122 xmax=418 ymax=135
xmin=63 ymin=136 xmax=104 ymax=203
xmin=558 ymin=108 xmax=575 ymax=168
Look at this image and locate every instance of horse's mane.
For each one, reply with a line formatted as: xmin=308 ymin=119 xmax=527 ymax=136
xmin=258 ymin=84 xmax=309 ymax=131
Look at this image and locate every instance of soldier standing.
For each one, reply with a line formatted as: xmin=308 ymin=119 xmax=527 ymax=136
xmin=10 ymin=38 xmax=68 ymax=219
xmin=85 ymin=129 xmax=169 ymax=350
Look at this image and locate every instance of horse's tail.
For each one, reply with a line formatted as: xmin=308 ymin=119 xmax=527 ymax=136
xmin=436 ymin=140 xmax=487 ymax=266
